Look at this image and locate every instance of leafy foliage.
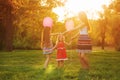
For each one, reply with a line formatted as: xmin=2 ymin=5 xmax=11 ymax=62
xmin=0 ymin=0 xmax=120 ymax=50
xmin=90 ymin=0 xmax=120 ymax=51
xmin=12 ymin=0 xmax=61 ymax=49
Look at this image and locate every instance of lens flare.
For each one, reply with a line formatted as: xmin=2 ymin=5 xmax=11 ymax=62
xmin=53 ymin=0 xmax=112 ymax=21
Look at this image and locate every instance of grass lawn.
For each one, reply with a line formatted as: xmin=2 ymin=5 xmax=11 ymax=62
xmin=0 ymin=49 xmax=120 ymax=80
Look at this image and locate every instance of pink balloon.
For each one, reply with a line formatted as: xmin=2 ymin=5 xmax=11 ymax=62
xmin=43 ymin=17 xmax=53 ymax=28
xmin=65 ymin=20 xmax=74 ymax=31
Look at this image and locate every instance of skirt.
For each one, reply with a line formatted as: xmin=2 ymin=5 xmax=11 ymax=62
xmin=43 ymin=47 xmax=53 ymax=54
xmin=43 ymin=42 xmax=53 ymax=54
xmin=77 ymin=34 xmax=92 ymax=53
xmin=56 ymin=48 xmax=68 ymax=61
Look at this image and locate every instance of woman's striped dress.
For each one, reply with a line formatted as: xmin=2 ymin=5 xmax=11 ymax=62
xmin=77 ymin=26 xmax=92 ymax=53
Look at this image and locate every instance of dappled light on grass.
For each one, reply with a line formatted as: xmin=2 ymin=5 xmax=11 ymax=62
xmin=45 ymin=65 xmax=54 ymax=74
xmin=44 ymin=68 xmax=64 ymax=80
xmin=0 ymin=50 xmax=120 ymax=80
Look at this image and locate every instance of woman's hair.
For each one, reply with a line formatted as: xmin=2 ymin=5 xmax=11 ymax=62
xmin=79 ymin=11 xmax=90 ymax=30
xmin=41 ymin=27 xmax=51 ymax=47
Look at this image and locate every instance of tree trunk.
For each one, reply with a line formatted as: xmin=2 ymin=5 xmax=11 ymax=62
xmin=100 ymin=19 xmax=106 ymax=50
xmin=101 ymin=33 xmax=105 ymax=50
xmin=1 ymin=0 xmax=14 ymax=51
xmin=0 ymin=19 xmax=5 ymax=50
xmin=4 ymin=7 xmax=13 ymax=51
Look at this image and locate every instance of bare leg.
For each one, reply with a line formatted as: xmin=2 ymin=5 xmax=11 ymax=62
xmin=78 ymin=53 xmax=89 ymax=69
xmin=57 ymin=61 xmax=61 ymax=68
xmin=60 ymin=60 xmax=64 ymax=68
xmin=78 ymin=53 xmax=86 ymax=68
xmin=44 ymin=54 xmax=51 ymax=69
xmin=81 ymin=53 xmax=89 ymax=69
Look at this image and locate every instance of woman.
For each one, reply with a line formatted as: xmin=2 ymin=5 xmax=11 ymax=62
xmin=72 ymin=12 xmax=92 ymax=70
xmin=41 ymin=27 xmax=53 ymax=69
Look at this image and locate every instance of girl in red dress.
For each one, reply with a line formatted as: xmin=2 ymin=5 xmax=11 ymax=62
xmin=52 ymin=33 xmax=71 ymax=68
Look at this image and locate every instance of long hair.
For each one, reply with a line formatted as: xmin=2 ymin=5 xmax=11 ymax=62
xmin=79 ymin=11 xmax=90 ymax=30
xmin=41 ymin=27 xmax=51 ymax=47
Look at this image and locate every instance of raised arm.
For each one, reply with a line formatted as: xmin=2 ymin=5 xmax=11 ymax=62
xmin=63 ymin=37 xmax=70 ymax=45
xmin=63 ymin=23 xmax=85 ymax=35
xmin=64 ymin=41 xmax=71 ymax=46
xmin=50 ymin=33 xmax=59 ymax=36
xmin=71 ymin=32 xmax=80 ymax=40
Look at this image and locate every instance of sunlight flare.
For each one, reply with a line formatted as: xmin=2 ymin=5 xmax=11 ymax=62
xmin=53 ymin=0 xmax=112 ymax=21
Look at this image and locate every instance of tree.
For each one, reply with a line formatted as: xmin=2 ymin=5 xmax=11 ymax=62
xmin=108 ymin=0 xmax=120 ymax=51
xmin=12 ymin=0 xmax=63 ymax=49
xmin=0 ymin=0 xmax=71 ymax=50
xmin=97 ymin=5 xmax=109 ymax=50
xmin=0 ymin=0 xmax=14 ymax=51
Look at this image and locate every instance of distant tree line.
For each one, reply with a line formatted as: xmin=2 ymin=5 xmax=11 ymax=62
xmin=0 ymin=0 xmax=120 ymax=51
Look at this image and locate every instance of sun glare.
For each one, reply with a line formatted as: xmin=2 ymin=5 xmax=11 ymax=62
xmin=53 ymin=0 xmax=112 ymax=21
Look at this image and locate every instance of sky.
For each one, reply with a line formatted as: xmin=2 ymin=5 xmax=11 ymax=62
xmin=52 ymin=0 xmax=113 ymax=21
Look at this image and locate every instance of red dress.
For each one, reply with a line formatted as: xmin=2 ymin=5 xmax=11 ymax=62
xmin=56 ymin=41 xmax=67 ymax=61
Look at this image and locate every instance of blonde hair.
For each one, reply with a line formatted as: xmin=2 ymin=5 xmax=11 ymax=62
xmin=56 ymin=33 xmax=65 ymax=43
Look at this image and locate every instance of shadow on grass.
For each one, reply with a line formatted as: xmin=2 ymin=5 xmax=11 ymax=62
xmin=78 ymin=69 xmax=89 ymax=80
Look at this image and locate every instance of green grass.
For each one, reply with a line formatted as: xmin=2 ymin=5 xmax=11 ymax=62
xmin=0 ymin=49 xmax=120 ymax=80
